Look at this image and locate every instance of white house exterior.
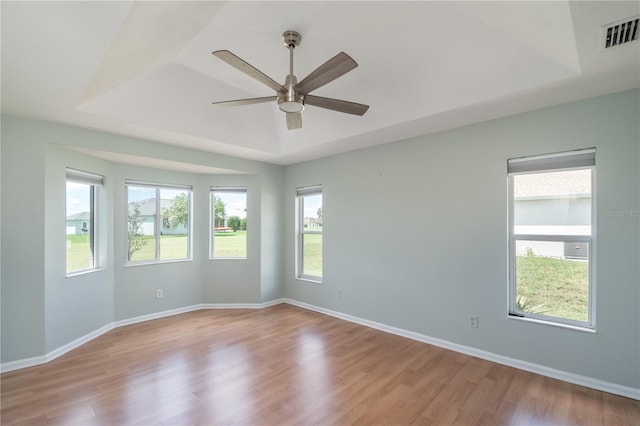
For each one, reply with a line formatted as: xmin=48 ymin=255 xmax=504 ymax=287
xmin=65 ymin=212 xmax=91 ymax=235
xmin=513 ymin=170 xmax=591 ymax=259
xmin=129 ymin=198 xmax=188 ymax=236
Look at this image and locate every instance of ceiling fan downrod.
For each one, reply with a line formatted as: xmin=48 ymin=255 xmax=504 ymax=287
xmin=279 ymin=30 xmax=304 ymax=113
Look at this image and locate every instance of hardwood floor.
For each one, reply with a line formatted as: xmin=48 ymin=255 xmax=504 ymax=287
xmin=1 ymin=304 xmax=638 ymax=425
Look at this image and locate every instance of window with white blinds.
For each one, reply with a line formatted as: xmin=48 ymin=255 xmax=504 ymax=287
xmin=65 ymin=168 xmax=104 ymax=275
xmin=296 ymin=185 xmax=323 ymax=282
xmin=508 ymin=149 xmax=595 ymax=329
xmin=210 ymin=187 xmax=247 ymax=259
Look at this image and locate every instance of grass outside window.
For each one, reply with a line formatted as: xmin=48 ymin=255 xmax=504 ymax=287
xmin=66 ymin=234 xmax=93 ymax=273
xmin=515 ymin=254 xmax=589 ymax=322
xmin=302 ymin=234 xmax=322 ymax=278
xmin=213 ymin=230 xmax=247 ymax=258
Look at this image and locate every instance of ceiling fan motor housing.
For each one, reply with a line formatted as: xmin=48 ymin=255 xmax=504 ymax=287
xmin=278 ymin=75 xmax=304 ymax=112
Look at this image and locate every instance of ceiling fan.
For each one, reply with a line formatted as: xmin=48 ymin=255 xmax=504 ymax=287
xmin=211 ymin=30 xmax=369 ymax=130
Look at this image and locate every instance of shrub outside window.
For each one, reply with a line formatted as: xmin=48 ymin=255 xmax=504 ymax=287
xmin=126 ymin=181 xmax=192 ymax=264
xmin=210 ymin=188 xmax=247 ymax=259
xmin=66 ymin=169 xmax=103 ymax=275
xmin=508 ymin=149 xmax=595 ymax=328
xmin=297 ymin=186 xmax=323 ymax=281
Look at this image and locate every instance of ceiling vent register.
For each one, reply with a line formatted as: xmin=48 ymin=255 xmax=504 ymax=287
xmin=602 ymin=16 xmax=639 ymax=50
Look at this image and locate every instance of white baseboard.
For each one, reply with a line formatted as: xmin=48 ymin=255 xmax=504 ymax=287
xmin=46 ymin=323 xmax=114 ymax=362
xmin=0 ymin=354 xmax=48 ymax=373
xmin=0 ymin=301 xmax=283 ymax=373
xmin=3 ymin=297 xmax=638 ymax=400
xmin=113 ymin=305 xmax=202 ymax=328
xmin=282 ymin=298 xmax=640 ymax=401
xmin=0 ymin=322 xmax=115 ymax=374
xmin=200 ymin=298 xmax=285 ymax=310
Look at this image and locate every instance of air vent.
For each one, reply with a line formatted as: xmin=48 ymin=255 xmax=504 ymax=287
xmin=602 ymin=16 xmax=639 ymax=50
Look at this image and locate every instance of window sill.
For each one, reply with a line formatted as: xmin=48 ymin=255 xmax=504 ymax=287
xmin=209 ymin=257 xmax=247 ymax=261
xmin=66 ymin=268 xmax=106 ymax=278
xmin=124 ymin=258 xmax=192 ymax=268
xmin=297 ymin=276 xmax=323 ymax=284
xmin=508 ymin=314 xmax=596 ymax=334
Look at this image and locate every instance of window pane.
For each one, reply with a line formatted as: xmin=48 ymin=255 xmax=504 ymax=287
xmin=127 ymin=186 xmax=156 ymax=262
xmin=302 ymin=234 xmax=323 ymax=277
xmin=302 ymin=194 xmax=323 ymax=231
xmin=66 ymin=182 xmax=94 ymax=273
xmin=212 ymin=191 xmax=247 ymax=258
xmin=513 ymin=169 xmax=591 ymax=236
xmin=514 ymin=240 xmax=589 ymax=322
xmin=160 ymin=189 xmax=189 ymax=260
xmin=299 ymin=191 xmax=322 ymax=279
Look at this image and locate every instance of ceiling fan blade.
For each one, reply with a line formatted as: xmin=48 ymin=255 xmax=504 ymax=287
xmin=305 ymin=95 xmax=369 ymax=116
xmin=212 ymin=50 xmax=285 ymax=92
xmin=295 ymin=52 xmax=358 ymax=94
xmin=211 ymin=96 xmax=276 ymax=107
xmin=286 ymin=112 xmax=302 ymax=130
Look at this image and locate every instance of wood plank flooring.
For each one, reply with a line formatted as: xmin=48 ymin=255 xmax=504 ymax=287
xmin=1 ymin=304 xmax=638 ymax=425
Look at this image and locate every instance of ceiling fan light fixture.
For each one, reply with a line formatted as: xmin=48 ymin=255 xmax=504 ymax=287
xmin=278 ymin=100 xmax=305 ymax=113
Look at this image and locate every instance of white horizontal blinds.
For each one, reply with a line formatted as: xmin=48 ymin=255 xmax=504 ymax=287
xmin=125 ymin=180 xmax=192 ymax=190
xmin=66 ymin=168 xmax=104 ymax=186
xmin=296 ymin=185 xmax=322 ymax=196
xmin=211 ymin=187 xmax=247 ymax=194
xmin=508 ymin=148 xmax=595 ymax=174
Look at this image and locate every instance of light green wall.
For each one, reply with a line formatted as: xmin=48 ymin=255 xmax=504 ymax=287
xmin=200 ymin=174 xmax=262 ymax=304
xmin=283 ymin=89 xmax=640 ymax=389
xmin=1 ymin=119 xmax=47 ymax=361
xmin=44 ymin=145 xmax=114 ymax=352
xmin=0 ymin=116 xmax=284 ymax=361
xmin=1 ymin=89 xmax=638 ymax=390
xmin=111 ymin=164 xmax=204 ymax=321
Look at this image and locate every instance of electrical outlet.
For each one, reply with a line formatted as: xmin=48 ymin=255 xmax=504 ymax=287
xmin=337 ymin=288 xmax=343 ymax=299
xmin=156 ymin=289 xmax=163 ymax=299
xmin=469 ymin=316 xmax=479 ymax=328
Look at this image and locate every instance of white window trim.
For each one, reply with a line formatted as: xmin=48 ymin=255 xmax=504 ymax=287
xmin=65 ymin=168 xmax=104 ymax=276
xmin=296 ymin=185 xmax=323 ymax=283
xmin=210 ymin=187 xmax=248 ymax=260
xmin=507 ymin=149 xmax=596 ymax=330
xmin=125 ymin=180 xmax=193 ymax=265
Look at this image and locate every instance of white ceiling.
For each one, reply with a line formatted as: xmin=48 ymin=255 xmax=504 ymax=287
xmin=2 ymin=1 xmax=639 ymax=166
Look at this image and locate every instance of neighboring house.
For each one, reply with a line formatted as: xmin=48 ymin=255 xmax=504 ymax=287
xmin=66 ymin=212 xmax=90 ymax=235
xmin=514 ymin=170 xmax=591 ymax=259
xmin=303 ymin=217 xmax=321 ymax=229
xmin=129 ymin=198 xmax=188 ymax=236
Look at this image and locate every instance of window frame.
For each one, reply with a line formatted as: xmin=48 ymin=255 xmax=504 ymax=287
xmin=296 ymin=185 xmax=323 ymax=283
xmin=65 ymin=168 xmax=104 ymax=276
xmin=125 ymin=180 xmax=193 ymax=265
xmin=210 ymin=187 xmax=248 ymax=260
xmin=507 ymin=149 xmax=596 ymax=330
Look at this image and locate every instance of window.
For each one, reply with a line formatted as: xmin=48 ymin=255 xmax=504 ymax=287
xmin=210 ymin=188 xmax=247 ymax=259
xmin=296 ymin=186 xmax=323 ymax=281
xmin=66 ymin=168 xmax=103 ymax=275
xmin=508 ymin=149 xmax=595 ymax=328
xmin=126 ymin=181 xmax=192 ymax=264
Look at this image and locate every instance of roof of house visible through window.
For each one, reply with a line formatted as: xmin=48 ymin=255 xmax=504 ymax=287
xmin=514 ymin=169 xmax=591 ymax=199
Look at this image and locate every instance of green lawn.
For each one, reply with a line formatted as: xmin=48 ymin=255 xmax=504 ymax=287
xmin=66 ymin=234 xmax=93 ymax=273
xmin=516 ymin=255 xmax=589 ymax=322
xmin=129 ymin=234 xmax=189 ymax=261
xmin=67 ymin=234 xmax=191 ymax=265
xmin=72 ymin=233 xmax=583 ymax=321
xmin=302 ymin=234 xmax=322 ymax=277
xmin=69 ymin=232 xmax=249 ymax=266
xmin=213 ymin=230 xmax=247 ymax=258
